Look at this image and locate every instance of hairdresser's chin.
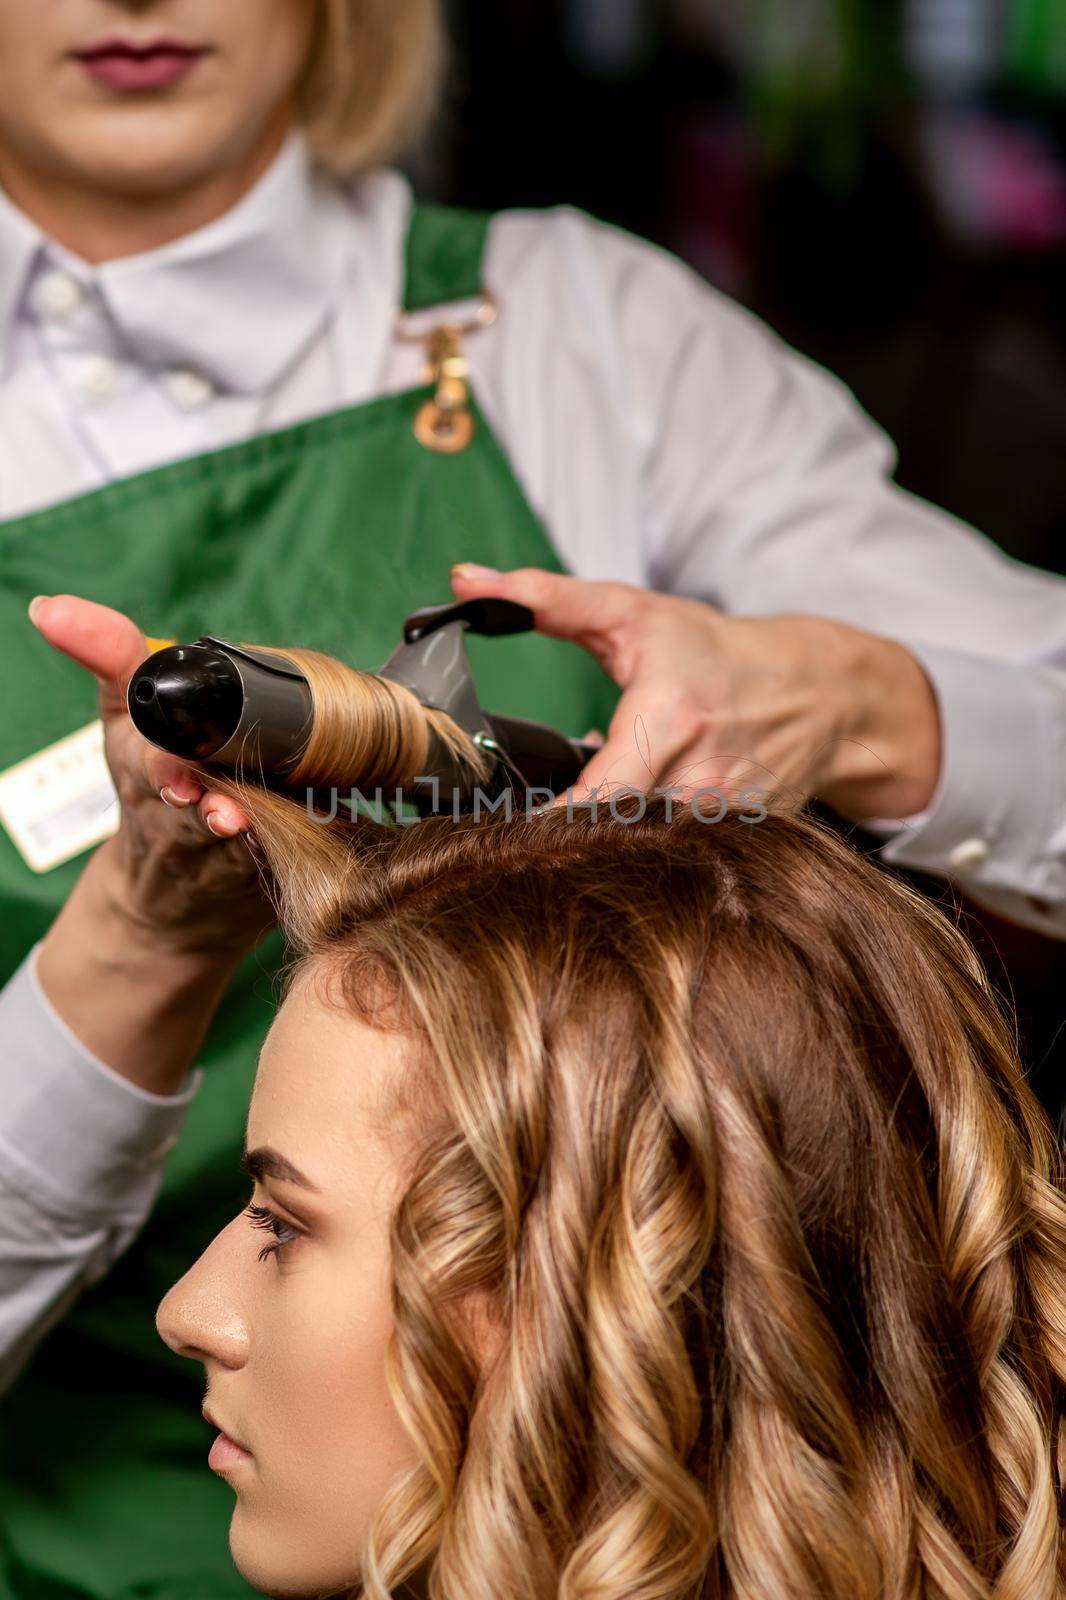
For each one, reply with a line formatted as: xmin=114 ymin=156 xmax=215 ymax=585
xmin=0 ymin=0 xmax=314 ymax=228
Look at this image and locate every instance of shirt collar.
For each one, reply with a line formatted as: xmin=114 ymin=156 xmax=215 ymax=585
xmin=0 ymin=131 xmax=356 ymax=395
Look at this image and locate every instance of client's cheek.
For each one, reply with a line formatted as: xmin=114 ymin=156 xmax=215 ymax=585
xmin=243 ymin=1313 xmax=385 ymax=1479
xmin=300 ymin=1328 xmax=400 ymax=1471
xmin=227 ymin=1356 xmax=411 ymax=1598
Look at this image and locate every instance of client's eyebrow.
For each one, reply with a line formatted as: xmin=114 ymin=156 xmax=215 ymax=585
xmin=242 ymin=1147 xmax=321 ymax=1193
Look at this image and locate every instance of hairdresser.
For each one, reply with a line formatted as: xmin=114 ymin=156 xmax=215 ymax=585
xmin=0 ymin=2 xmax=1064 ymax=1598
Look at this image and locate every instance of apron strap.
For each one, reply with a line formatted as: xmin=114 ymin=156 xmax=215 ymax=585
xmin=403 ymin=203 xmax=493 ymax=313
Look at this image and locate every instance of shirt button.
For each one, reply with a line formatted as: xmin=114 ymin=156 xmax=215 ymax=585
xmin=165 ymin=368 xmax=214 ymax=410
xmin=35 ymin=269 xmax=83 ymax=318
xmin=947 ymin=838 xmax=990 ymax=874
xmin=80 ymin=354 xmax=120 ymax=400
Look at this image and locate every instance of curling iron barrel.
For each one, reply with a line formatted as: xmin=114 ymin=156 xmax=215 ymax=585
xmin=128 ymin=638 xmax=314 ymax=772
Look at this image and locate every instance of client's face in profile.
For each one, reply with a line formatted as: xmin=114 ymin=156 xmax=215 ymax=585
xmin=156 ymin=965 xmax=420 ymax=1599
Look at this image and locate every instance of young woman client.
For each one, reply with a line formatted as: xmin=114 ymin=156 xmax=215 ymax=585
xmin=159 ymin=795 xmax=1066 ymax=1600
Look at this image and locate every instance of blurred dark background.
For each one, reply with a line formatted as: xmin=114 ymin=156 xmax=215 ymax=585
xmin=430 ymin=0 xmax=1066 ymax=577
xmin=419 ymin=0 xmax=1066 ymax=1113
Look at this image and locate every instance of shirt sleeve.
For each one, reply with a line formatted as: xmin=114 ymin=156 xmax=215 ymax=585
xmin=490 ymin=208 xmax=1066 ymax=935
xmin=873 ymin=647 xmax=1066 ymax=936
xmin=0 ymin=942 xmax=201 ymax=1394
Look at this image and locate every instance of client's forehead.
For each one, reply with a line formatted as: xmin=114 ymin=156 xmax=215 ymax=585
xmin=247 ymin=963 xmax=412 ymax=1198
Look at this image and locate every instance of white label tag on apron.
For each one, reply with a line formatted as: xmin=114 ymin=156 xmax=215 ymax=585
xmin=0 ymin=719 xmax=119 ymax=873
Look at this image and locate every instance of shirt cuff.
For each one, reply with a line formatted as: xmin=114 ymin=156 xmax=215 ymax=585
xmin=0 ymin=942 xmax=202 ymax=1222
xmin=871 ymin=643 xmax=1065 ymax=934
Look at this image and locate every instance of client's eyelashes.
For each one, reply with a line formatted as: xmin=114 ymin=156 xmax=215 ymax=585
xmin=244 ymin=1202 xmax=301 ymax=1263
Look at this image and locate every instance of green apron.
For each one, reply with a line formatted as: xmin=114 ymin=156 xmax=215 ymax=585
xmin=0 ymin=205 xmax=619 ymax=1600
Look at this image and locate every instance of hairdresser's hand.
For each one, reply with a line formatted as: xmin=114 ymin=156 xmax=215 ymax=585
xmin=29 ymin=595 xmax=265 ymax=954
xmin=27 ymin=595 xmax=273 ymax=1096
xmin=449 ymin=566 xmax=941 ymax=819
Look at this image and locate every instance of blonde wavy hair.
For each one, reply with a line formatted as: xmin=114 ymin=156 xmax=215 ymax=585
xmin=299 ymin=0 xmax=446 ymax=177
xmin=239 ymin=792 xmax=1066 ymax=1600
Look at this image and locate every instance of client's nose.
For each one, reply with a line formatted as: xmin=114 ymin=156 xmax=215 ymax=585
xmin=156 ymin=1223 xmax=249 ymax=1370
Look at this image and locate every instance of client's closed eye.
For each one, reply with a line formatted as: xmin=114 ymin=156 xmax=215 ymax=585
xmin=244 ymin=1203 xmax=302 ymax=1264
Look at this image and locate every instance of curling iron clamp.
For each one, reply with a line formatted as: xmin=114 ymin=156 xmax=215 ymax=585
xmin=126 ymin=597 xmax=599 ymax=808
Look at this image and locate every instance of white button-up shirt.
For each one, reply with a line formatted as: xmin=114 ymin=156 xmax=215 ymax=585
xmin=2 ymin=129 xmax=1065 ymax=1387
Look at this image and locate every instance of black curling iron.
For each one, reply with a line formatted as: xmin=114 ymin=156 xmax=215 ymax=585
xmin=126 ymin=597 xmax=599 ymax=805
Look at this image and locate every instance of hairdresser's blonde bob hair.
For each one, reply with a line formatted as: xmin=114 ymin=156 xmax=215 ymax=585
xmin=299 ymin=0 xmax=446 ymax=178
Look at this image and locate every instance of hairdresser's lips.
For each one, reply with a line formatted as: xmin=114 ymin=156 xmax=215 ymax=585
xmin=72 ymin=38 xmax=210 ymax=92
xmin=205 ymin=1408 xmax=253 ymax=1474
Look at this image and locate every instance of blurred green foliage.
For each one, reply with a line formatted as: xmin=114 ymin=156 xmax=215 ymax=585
xmin=1008 ymin=0 xmax=1066 ymax=91
xmin=742 ymin=0 xmax=909 ymax=189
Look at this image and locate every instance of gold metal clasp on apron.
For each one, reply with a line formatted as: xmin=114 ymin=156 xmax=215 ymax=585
xmin=396 ymin=294 xmax=498 ymax=455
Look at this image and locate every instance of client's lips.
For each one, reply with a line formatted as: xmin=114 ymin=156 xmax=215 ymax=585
xmin=204 ymin=1406 xmax=253 ymax=1473
xmin=72 ymin=37 xmax=209 ymax=91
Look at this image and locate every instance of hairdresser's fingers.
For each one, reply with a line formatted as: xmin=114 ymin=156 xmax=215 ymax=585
xmin=27 ymin=601 xmax=228 ymax=817
xmin=450 ymin=565 xmax=657 ymax=676
xmin=552 ymin=750 xmax=654 ymax=809
xmin=194 ymin=791 xmax=253 ymax=838
xmin=28 ymin=593 xmax=149 ymax=718
xmin=552 ymin=688 xmax=685 ymax=805
xmin=143 ymin=752 xmax=250 ymax=835
xmin=556 ymin=685 xmax=783 ymax=809
xmin=141 ymin=748 xmax=205 ymax=806
xmin=557 ymin=743 xmax=779 ymax=813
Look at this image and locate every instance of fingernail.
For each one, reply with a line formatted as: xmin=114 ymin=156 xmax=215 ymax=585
xmin=205 ymin=812 xmax=234 ymax=838
xmin=28 ymin=595 xmax=49 ymax=626
xmin=159 ymin=786 xmax=192 ymax=809
xmin=451 ymin=562 xmax=500 ymax=580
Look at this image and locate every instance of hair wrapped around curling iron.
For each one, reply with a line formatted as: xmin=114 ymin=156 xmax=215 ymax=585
xmin=180 ymin=641 xmax=495 ymax=935
xmin=246 ymin=643 xmax=493 ymax=794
